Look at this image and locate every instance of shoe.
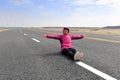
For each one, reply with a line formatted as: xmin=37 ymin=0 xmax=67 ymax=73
xmin=74 ymin=51 xmax=84 ymax=61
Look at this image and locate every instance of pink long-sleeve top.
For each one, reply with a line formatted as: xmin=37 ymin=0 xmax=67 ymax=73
xmin=46 ymin=34 xmax=84 ymax=50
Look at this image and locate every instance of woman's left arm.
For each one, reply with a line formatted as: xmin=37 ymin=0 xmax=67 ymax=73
xmin=71 ymin=34 xmax=85 ymax=39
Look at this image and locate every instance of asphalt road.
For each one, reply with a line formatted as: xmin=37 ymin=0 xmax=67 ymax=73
xmin=0 ymin=28 xmax=120 ymax=80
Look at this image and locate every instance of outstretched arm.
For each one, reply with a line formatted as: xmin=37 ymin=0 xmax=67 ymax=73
xmin=45 ymin=34 xmax=61 ymax=39
xmin=71 ymin=34 xmax=85 ymax=39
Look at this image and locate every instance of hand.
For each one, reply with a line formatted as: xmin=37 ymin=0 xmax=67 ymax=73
xmin=83 ymin=35 xmax=86 ymax=38
xmin=42 ymin=34 xmax=47 ymax=38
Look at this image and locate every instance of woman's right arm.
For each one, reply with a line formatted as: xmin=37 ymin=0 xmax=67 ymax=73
xmin=45 ymin=34 xmax=61 ymax=39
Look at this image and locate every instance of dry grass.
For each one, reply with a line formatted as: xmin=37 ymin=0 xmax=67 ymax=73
xmin=0 ymin=28 xmax=10 ymax=32
xmin=76 ymin=29 xmax=120 ymax=35
xmin=31 ymin=27 xmax=120 ymax=35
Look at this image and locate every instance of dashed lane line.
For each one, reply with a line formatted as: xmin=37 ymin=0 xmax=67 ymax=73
xmin=24 ymin=33 xmax=27 ymax=35
xmin=32 ymin=38 xmax=40 ymax=42
xmin=76 ymin=61 xmax=117 ymax=80
xmin=22 ymin=32 xmax=40 ymax=43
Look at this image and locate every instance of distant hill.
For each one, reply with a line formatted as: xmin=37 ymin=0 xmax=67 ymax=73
xmin=104 ymin=26 xmax=120 ymax=29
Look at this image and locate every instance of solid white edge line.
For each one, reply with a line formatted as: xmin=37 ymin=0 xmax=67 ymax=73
xmin=32 ymin=38 xmax=40 ymax=42
xmin=76 ymin=61 xmax=117 ymax=80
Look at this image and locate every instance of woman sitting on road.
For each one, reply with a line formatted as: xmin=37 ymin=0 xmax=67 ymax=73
xmin=45 ymin=27 xmax=85 ymax=61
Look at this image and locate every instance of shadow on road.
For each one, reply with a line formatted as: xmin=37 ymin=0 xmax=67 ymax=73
xmin=30 ymin=52 xmax=74 ymax=61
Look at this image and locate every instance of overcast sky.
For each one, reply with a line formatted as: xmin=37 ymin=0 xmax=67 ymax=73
xmin=0 ymin=0 xmax=120 ymax=27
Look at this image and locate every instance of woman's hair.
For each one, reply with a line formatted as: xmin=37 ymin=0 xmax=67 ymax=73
xmin=63 ymin=27 xmax=70 ymax=33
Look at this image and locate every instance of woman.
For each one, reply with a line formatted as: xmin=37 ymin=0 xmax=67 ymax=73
xmin=45 ymin=27 xmax=84 ymax=60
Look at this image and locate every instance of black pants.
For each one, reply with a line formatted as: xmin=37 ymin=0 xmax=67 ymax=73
xmin=61 ymin=48 xmax=77 ymax=59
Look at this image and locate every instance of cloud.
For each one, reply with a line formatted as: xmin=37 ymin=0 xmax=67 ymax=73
xmin=0 ymin=11 xmax=120 ymax=27
xmin=95 ymin=0 xmax=120 ymax=10
xmin=1 ymin=0 xmax=120 ymax=27
xmin=0 ymin=11 xmax=64 ymax=27
xmin=9 ymin=0 xmax=33 ymax=6
xmin=75 ymin=6 xmax=94 ymax=11
xmin=71 ymin=0 xmax=120 ymax=10
xmin=71 ymin=0 xmax=95 ymax=5
xmin=108 ymin=0 xmax=120 ymax=10
xmin=64 ymin=12 xmax=120 ymax=27
xmin=0 ymin=12 xmax=37 ymax=27
xmin=48 ymin=0 xmax=55 ymax=2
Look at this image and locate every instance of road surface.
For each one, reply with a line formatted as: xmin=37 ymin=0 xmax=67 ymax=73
xmin=0 ymin=28 xmax=120 ymax=80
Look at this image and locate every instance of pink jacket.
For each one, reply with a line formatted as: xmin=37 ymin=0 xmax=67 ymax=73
xmin=46 ymin=34 xmax=84 ymax=50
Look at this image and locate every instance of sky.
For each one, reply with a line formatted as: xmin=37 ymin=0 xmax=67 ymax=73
xmin=0 ymin=0 xmax=120 ymax=27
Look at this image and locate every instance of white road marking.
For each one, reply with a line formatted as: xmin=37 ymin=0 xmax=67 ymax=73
xmin=76 ymin=61 xmax=117 ymax=80
xmin=24 ymin=33 xmax=27 ymax=35
xmin=32 ymin=38 xmax=40 ymax=42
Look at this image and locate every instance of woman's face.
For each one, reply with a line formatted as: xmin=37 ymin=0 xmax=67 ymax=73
xmin=63 ymin=29 xmax=69 ymax=35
